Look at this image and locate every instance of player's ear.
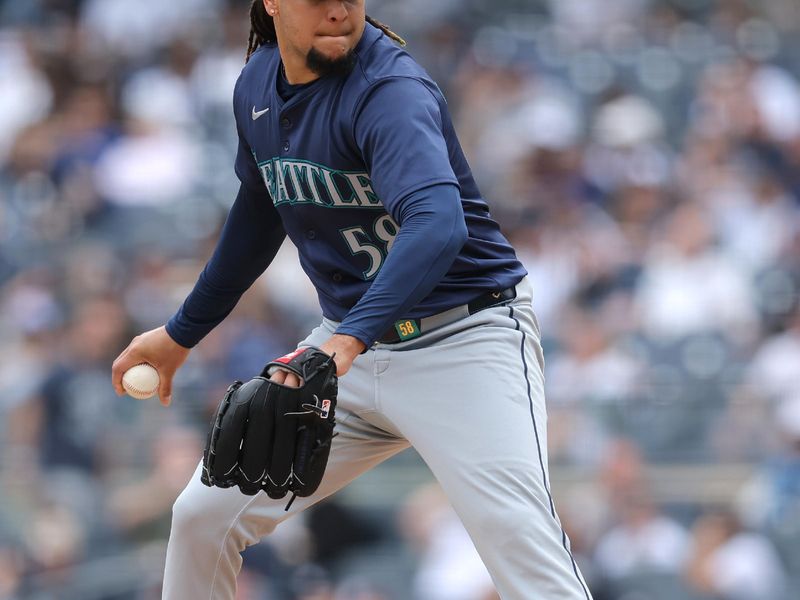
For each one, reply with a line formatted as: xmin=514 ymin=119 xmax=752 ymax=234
xmin=263 ymin=0 xmax=277 ymax=17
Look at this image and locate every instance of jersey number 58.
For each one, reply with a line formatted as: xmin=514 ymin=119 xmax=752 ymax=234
xmin=340 ymin=214 xmax=399 ymax=280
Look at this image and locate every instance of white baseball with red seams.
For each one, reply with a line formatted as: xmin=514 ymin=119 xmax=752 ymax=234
xmin=122 ymin=363 xmax=160 ymax=399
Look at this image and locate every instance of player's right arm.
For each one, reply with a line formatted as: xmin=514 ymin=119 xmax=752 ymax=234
xmin=112 ymin=93 xmax=286 ymax=404
xmin=111 ymin=170 xmax=284 ymax=405
xmin=161 ymin=72 xmax=286 ymax=349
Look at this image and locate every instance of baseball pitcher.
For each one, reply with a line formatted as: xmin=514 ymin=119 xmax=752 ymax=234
xmin=112 ymin=1 xmax=592 ymax=598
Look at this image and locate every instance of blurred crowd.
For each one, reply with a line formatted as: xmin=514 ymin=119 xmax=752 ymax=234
xmin=1 ymin=0 xmax=800 ymax=598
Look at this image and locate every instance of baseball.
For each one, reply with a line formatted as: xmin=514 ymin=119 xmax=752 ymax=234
xmin=122 ymin=363 xmax=160 ymax=400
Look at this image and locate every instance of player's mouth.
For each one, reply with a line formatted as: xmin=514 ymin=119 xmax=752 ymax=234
xmin=314 ymin=34 xmax=354 ymax=56
xmin=317 ymin=28 xmax=353 ymax=39
xmin=316 ymin=34 xmax=352 ymax=42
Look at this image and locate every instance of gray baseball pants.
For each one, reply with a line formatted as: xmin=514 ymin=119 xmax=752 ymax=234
xmin=162 ymin=277 xmax=592 ymax=599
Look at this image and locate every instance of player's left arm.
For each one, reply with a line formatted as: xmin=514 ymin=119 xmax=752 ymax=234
xmin=321 ymin=77 xmax=469 ymax=372
xmin=311 ymin=182 xmax=465 ymax=376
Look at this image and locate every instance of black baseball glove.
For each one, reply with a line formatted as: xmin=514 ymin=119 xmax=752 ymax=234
xmin=201 ymin=347 xmax=338 ymax=509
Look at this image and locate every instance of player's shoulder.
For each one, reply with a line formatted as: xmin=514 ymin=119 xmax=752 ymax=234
xmin=236 ymin=43 xmax=280 ymax=92
xmin=350 ymin=23 xmax=439 ymax=97
xmin=231 ymin=44 xmax=279 ymax=122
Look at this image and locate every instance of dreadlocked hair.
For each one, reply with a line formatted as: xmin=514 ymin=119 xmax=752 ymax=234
xmin=245 ymin=1 xmax=406 ymax=63
xmin=246 ymin=0 xmax=277 ymax=62
xmin=365 ymin=15 xmax=406 ymax=47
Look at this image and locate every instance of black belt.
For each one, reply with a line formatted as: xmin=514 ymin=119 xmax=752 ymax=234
xmin=376 ymin=287 xmax=517 ymax=344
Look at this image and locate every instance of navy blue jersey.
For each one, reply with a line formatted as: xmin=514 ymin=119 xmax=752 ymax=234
xmin=168 ymin=23 xmax=525 ymax=348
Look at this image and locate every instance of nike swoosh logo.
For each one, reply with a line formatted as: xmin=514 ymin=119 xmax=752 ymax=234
xmin=252 ymin=106 xmax=270 ymax=120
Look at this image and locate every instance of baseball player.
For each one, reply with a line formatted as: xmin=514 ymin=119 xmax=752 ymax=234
xmin=111 ymin=1 xmax=592 ymax=598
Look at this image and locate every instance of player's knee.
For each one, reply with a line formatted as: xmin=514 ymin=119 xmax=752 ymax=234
xmin=170 ymin=486 xmax=282 ymax=547
xmin=470 ymin=499 xmax=554 ymax=547
xmin=170 ymin=486 xmax=238 ymax=543
xmin=170 ymin=489 xmax=205 ymax=540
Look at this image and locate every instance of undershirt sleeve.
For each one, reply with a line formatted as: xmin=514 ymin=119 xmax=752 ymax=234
xmin=334 ymin=182 xmax=467 ymax=347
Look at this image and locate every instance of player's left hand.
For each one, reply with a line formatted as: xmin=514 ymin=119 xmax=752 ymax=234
xmin=201 ymin=346 xmax=339 ymax=503
xmin=319 ymin=334 xmax=365 ymax=376
xmin=269 ymin=334 xmax=365 ymax=388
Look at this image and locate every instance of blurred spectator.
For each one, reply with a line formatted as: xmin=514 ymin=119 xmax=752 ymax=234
xmin=592 ymin=440 xmax=689 ymax=583
xmin=0 ymin=269 xmax=61 ymax=414
xmin=747 ymin=306 xmax=800 ymax=403
xmin=634 ymin=202 xmax=758 ymax=342
xmin=32 ymin=296 xmax=127 ymax=476
xmin=80 ymin=0 xmax=218 ymax=59
xmin=593 ymin=485 xmax=688 ymax=580
xmin=106 ymin=425 xmax=203 ymax=541
xmin=0 ymin=32 xmax=53 ymax=162
xmin=547 ymin=304 xmax=643 ymax=407
xmin=93 ymin=120 xmax=200 ymax=207
xmin=121 ymin=40 xmax=199 ymax=130
xmin=683 ymin=511 xmax=786 ymax=600
xmin=737 ymin=396 xmax=800 ymax=579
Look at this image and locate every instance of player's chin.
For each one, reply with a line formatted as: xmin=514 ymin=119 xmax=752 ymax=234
xmin=306 ymin=43 xmax=357 ymax=77
xmin=313 ymin=36 xmax=353 ymax=60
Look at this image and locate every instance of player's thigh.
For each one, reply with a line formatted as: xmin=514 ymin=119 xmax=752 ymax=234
xmin=376 ymin=305 xmax=581 ymax=589
xmin=381 ymin=301 xmax=547 ymax=465
xmin=172 ymin=408 xmax=408 ymax=542
xmin=375 ymin=298 xmax=557 ymax=527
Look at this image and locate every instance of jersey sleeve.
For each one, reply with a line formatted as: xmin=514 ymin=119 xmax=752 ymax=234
xmin=353 ymin=76 xmax=459 ymax=219
xmin=234 ymin=128 xmax=266 ymax=194
xmin=233 ymin=76 xmax=267 ymax=195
